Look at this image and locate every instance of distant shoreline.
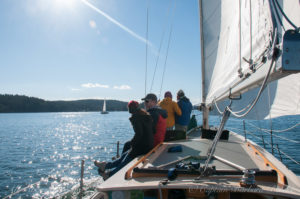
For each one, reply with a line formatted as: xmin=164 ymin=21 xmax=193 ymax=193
xmin=0 ymin=94 xmax=128 ymax=113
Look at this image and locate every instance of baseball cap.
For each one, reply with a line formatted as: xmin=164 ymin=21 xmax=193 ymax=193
xmin=141 ymin=93 xmax=157 ymax=102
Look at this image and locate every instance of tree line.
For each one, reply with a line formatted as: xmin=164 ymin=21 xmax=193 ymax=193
xmin=0 ymin=94 xmax=128 ymax=113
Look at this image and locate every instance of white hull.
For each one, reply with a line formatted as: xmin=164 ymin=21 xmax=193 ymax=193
xmin=94 ymin=128 xmax=300 ymax=198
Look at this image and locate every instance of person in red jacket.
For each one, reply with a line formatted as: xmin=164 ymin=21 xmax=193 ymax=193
xmin=142 ymin=93 xmax=168 ymax=146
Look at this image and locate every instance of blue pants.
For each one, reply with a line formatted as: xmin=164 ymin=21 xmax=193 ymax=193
xmin=122 ymin=140 xmax=132 ymax=154
xmin=105 ymin=150 xmax=133 ymax=176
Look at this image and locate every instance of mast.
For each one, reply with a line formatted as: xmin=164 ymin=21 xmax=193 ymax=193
xmin=199 ymin=0 xmax=209 ymax=129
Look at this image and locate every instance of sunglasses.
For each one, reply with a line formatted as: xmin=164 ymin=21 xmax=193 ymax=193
xmin=145 ymin=100 xmax=150 ymax=103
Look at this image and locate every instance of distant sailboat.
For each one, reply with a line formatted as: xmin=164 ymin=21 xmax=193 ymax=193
xmin=101 ymin=99 xmax=108 ymax=114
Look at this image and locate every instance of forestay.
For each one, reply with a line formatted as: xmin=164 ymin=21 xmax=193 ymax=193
xmin=200 ymin=0 xmax=300 ymax=119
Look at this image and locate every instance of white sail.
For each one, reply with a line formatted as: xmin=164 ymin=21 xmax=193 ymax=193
xmin=103 ymin=99 xmax=106 ymax=112
xmin=101 ymin=99 xmax=108 ymax=114
xmin=200 ymin=0 xmax=300 ymax=119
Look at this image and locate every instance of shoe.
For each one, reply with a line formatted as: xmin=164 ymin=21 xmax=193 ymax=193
xmin=99 ymin=171 xmax=109 ymax=181
xmin=94 ymin=161 xmax=106 ymax=172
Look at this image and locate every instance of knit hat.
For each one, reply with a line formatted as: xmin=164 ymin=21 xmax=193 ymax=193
xmin=164 ymin=91 xmax=172 ymax=99
xmin=128 ymin=100 xmax=139 ymax=113
xmin=177 ymin=89 xmax=185 ymax=98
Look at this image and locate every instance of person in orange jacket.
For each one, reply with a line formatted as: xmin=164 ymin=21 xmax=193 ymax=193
xmin=158 ymin=91 xmax=182 ymax=130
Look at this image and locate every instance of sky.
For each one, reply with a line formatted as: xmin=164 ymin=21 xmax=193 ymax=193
xmin=0 ymin=0 xmax=202 ymax=104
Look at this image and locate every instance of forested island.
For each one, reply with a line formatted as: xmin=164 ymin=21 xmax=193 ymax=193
xmin=0 ymin=94 xmax=128 ymax=113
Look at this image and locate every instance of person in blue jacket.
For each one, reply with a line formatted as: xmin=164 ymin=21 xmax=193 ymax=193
xmin=175 ymin=90 xmax=193 ymax=132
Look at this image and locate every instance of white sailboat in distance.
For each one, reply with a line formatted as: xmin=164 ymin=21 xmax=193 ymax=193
xmin=101 ymin=99 xmax=108 ymax=114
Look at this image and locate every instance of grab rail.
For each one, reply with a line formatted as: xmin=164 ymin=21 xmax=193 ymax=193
xmin=125 ymin=142 xmax=163 ymax=179
xmin=247 ymin=142 xmax=287 ymax=185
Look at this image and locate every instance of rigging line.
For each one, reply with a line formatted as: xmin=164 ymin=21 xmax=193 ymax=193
xmin=273 ymin=0 xmax=298 ymax=30
xmin=266 ymin=130 xmax=300 ymax=144
xmin=244 ymin=129 xmax=266 ymax=142
xmin=221 ymin=96 xmax=254 ymax=115
xmin=270 ymin=0 xmax=285 ymax=31
xmin=245 ymin=121 xmax=300 ymax=144
xmin=227 ymin=58 xmax=274 ymax=118
xmin=145 ymin=0 xmax=150 ymax=96
xmin=213 ymin=99 xmax=224 ymax=115
xmin=261 ymin=136 xmax=300 ymax=166
xmin=278 ymin=149 xmax=300 ymax=166
xmin=245 ymin=131 xmax=300 ymax=166
xmin=267 ymin=84 xmax=273 ymax=132
xmin=245 ymin=120 xmax=300 ymax=133
xmin=202 ymin=107 xmax=231 ymax=175
xmin=238 ymin=0 xmax=242 ymax=77
xmin=149 ymin=0 xmax=173 ymax=93
xmin=159 ymin=25 xmax=173 ymax=100
xmin=158 ymin=0 xmax=176 ymax=100
xmin=227 ymin=24 xmax=277 ymax=118
xmin=249 ymin=0 xmax=253 ymax=66
xmin=210 ymin=4 xmax=276 ymax=106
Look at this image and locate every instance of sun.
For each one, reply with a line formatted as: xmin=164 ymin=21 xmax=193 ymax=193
xmin=53 ymin=0 xmax=78 ymax=10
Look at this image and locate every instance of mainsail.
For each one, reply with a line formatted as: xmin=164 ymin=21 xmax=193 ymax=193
xmin=200 ymin=0 xmax=300 ymax=120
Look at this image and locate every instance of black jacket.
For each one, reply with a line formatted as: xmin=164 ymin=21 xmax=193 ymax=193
xmin=147 ymin=106 xmax=168 ymax=134
xmin=129 ymin=109 xmax=154 ymax=158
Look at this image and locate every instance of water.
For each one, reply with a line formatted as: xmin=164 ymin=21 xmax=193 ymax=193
xmin=0 ymin=111 xmax=299 ymax=198
xmin=0 ymin=112 xmax=133 ymax=198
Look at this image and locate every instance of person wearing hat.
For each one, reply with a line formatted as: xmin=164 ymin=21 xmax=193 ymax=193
xmin=142 ymin=93 xmax=168 ymax=146
xmin=158 ymin=91 xmax=182 ymax=130
xmin=94 ymin=100 xmax=154 ymax=180
xmin=175 ymin=90 xmax=193 ymax=132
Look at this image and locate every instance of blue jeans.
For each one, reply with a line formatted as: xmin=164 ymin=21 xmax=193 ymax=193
xmin=105 ymin=150 xmax=133 ymax=176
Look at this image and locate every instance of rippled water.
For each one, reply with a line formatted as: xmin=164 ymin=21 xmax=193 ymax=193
xmin=0 ymin=112 xmax=133 ymax=198
xmin=0 ymin=111 xmax=299 ymax=198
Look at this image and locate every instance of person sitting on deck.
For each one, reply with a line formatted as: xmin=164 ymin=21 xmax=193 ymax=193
xmin=142 ymin=93 xmax=168 ymax=146
xmin=158 ymin=91 xmax=182 ymax=131
xmin=175 ymin=90 xmax=193 ymax=132
xmin=94 ymin=100 xmax=154 ymax=180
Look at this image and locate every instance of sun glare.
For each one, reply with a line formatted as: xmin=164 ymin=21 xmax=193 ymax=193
xmin=53 ymin=0 xmax=78 ymax=10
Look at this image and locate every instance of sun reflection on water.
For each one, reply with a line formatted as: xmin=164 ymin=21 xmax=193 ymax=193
xmin=1 ymin=112 xmax=132 ymax=198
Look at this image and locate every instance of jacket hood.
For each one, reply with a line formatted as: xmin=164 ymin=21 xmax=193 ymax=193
xmin=148 ymin=106 xmax=168 ymax=119
xmin=180 ymin=96 xmax=190 ymax=103
xmin=130 ymin=110 xmax=152 ymax=122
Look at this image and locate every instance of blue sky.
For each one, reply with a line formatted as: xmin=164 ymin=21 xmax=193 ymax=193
xmin=0 ymin=0 xmax=201 ymax=103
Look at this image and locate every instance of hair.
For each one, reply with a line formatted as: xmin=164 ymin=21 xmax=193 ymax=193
xmin=128 ymin=100 xmax=139 ymax=113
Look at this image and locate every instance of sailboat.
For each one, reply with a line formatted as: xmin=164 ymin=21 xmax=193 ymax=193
xmin=101 ymin=99 xmax=109 ymax=114
xmin=92 ymin=0 xmax=300 ymax=198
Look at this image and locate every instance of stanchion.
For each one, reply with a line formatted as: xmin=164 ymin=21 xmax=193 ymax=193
xmin=80 ymin=159 xmax=85 ymax=198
